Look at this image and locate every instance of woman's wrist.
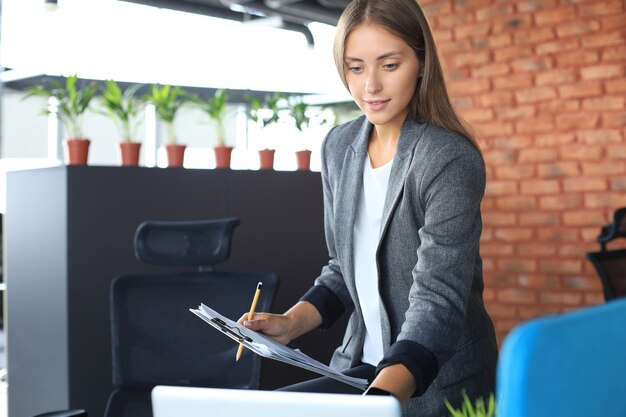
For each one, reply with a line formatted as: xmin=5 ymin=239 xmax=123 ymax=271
xmin=369 ymin=364 xmax=416 ymax=406
xmin=283 ymin=301 xmax=323 ymax=341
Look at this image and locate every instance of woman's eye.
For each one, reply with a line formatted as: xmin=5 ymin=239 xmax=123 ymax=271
xmin=384 ymin=63 xmax=398 ymax=70
xmin=349 ymin=66 xmax=363 ymax=73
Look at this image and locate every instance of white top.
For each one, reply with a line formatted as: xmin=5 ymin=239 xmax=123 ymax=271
xmin=353 ymin=154 xmax=393 ymax=366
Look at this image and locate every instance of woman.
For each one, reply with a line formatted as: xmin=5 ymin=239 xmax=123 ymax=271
xmin=240 ymin=0 xmax=498 ymax=415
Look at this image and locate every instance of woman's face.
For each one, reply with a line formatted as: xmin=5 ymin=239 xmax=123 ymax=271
xmin=344 ymin=23 xmax=420 ymax=131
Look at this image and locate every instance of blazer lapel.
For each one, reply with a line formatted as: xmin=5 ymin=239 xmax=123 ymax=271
xmin=379 ymin=119 xmax=428 ymax=242
xmin=334 ymin=118 xmax=371 ymax=300
xmin=377 ymin=118 xmax=428 ymax=349
xmin=334 ymin=117 xmax=428 ymax=352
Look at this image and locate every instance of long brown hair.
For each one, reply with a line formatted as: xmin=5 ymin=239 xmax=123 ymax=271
xmin=333 ymin=0 xmax=481 ymax=153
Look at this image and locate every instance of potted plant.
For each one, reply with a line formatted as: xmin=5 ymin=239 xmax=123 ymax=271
xmin=25 ymin=73 xmax=98 ymax=165
xmin=99 ymin=80 xmax=144 ymax=166
xmin=143 ymin=84 xmax=188 ymax=167
xmin=445 ymin=391 xmax=495 ymax=417
xmin=190 ymin=89 xmax=233 ymax=169
xmin=246 ymin=92 xmax=283 ymax=170
xmin=287 ymin=96 xmax=312 ymax=171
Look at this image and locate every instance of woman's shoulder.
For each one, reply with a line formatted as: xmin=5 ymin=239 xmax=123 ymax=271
xmin=322 ymin=115 xmax=368 ymax=152
xmin=411 ymin=122 xmax=485 ymax=182
xmin=420 ymin=122 xmax=481 ymax=157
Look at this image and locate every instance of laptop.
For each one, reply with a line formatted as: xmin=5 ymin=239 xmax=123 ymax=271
xmin=152 ymin=385 xmax=402 ymax=417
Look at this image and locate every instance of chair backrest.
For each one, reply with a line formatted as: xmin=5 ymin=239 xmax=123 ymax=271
xmin=586 ymin=249 xmax=626 ymax=300
xmin=496 ymin=299 xmax=626 ymax=417
xmin=586 ymin=207 xmax=626 ymax=300
xmin=596 ymin=207 xmax=626 ymax=251
xmin=106 ymin=272 xmax=279 ymax=417
xmin=134 ymin=218 xmax=240 ymax=270
xmin=105 ymin=218 xmax=279 ymax=417
xmin=110 ymin=272 xmax=278 ymax=389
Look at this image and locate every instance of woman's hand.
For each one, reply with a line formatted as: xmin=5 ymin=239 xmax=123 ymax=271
xmin=237 ymin=312 xmax=296 ymax=345
xmin=237 ymin=300 xmax=323 ymax=346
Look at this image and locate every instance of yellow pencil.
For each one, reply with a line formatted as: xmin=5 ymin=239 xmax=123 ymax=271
xmin=236 ymin=282 xmax=262 ymax=361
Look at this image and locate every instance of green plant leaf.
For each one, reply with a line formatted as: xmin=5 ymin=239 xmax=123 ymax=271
xmin=445 ymin=392 xmax=495 ymax=417
xmin=100 ymin=80 xmax=144 ymax=141
xmin=245 ymin=92 xmax=283 ymax=128
xmin=288 ymin=96 xmax=310 ymax=132
xmin=143 ymin=84 xmax=189 ymax=144
xmin=23 ymin=73 xmax=97 ymax=139
xmin=463 ymin=391 xmax=477 ymax=417
xmin=189 ymin=89 xmax=230 ymax=146
xmin=445 ymin=398 xmax=463 ymax=417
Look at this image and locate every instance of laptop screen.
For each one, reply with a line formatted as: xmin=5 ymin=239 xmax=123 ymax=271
xmin=152 ymin=385 xmax=402 ymax=417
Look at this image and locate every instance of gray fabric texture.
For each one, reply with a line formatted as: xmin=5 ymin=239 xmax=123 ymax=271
xmin=313 ymin=115 xmax=498 ymax=417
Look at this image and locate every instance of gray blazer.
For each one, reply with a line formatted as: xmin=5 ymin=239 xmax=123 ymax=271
xmin=303 ymin=115 xmax=498 ymax=416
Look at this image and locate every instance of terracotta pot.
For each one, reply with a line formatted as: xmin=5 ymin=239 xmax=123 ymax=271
xmin=213 ymin=145 xmax=233 ymax=169
xmin=65 ymin=138 xmax=91 ymax=165
xmin=119 ymin=142 xmax=141 ymax=166
xmin=258 ymin=149 xmax=275 ymax=170
xmin=165 ymin=144 xmax=187 ymax=167
xmin=295 ymin=150 xmax=312 ymax=171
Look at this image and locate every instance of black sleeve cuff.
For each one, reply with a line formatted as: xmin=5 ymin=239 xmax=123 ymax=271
xmin=376 ymin=340 xmax=439 ymax=397
xmin=299 ymin=285 xmax=345 ymax=331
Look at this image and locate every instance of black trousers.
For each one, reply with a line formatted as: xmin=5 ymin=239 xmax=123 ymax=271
xmin=276 ymin=364 xmax=376 ymax=395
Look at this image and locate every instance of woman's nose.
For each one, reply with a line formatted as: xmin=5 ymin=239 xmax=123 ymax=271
xmin=365 ymin=72 xmax=382 ymax=94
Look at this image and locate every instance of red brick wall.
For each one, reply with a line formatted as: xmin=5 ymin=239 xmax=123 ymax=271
xmin=422 ymin=0 xmax=626 ymax=344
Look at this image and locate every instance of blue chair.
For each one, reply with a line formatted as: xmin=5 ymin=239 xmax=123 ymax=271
xmin=497 ymin=299 xmax=626 ymax=417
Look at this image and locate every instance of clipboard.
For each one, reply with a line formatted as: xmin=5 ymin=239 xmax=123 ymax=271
xmin=207 ymin=316 xmax=253 ymax=344
xmin=190 ymin=303 xmax=369 ymax=390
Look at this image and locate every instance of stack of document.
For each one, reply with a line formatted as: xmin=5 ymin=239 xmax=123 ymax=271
xmin=190 ymin=303 xmax=369 ymax=390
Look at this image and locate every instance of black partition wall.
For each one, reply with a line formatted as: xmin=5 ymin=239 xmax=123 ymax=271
xmin=5 ymin=166 xmax=347 ymax=417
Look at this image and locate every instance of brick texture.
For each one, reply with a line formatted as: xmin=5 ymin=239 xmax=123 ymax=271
xmin=425 ymin=0 xmax=626 ymax=345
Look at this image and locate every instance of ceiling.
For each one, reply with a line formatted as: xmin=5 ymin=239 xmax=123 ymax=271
xmin=119 ymin=0 xmax=350 ymax=45
xmin=0 ymin=73 xmax=314 ymax=105
xmin=0 ymin=0 xmax=350 ymax=98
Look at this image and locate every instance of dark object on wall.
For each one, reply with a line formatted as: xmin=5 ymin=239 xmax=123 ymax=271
xmin=6 ymin=166 xmax=340 ymax=417
xmin=586 ymin=207 xmax=626 ymax=301
xmin=596 ymin=207 xmax=626 ymax=251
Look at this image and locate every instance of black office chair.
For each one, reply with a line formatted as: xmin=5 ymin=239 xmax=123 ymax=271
xmin=36 ymin=218 xmax=279 ymax=417
xmin=105 ymin=218 xmax=279 ymax=417
xmin=586 ymin=208 xmax=626 ymax=301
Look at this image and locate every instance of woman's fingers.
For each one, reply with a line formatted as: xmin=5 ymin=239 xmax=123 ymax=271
xmin=240 ymin=313 xmax=292 ymax=345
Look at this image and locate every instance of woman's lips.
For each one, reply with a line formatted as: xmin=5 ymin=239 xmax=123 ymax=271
xmin=365 ymin=99 xmax=390 ymax=111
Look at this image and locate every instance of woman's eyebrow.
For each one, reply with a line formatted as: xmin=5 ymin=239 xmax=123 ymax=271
xmin=344 ymin=51 xmax=403 ymax=62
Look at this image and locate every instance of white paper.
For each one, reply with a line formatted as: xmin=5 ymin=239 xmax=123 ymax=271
xmin=190 ymin=303 xmax=369 ymax=390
